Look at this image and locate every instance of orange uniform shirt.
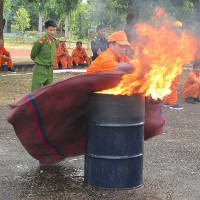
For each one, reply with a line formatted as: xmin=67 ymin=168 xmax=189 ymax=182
xmin=86 ymin=48 xmax=130 ymax=74
xmin=181 ymin=71 xmax=200 ymax=92
xmin=72 ymin=47 xmax=87 ymax=58
xmin=56 ymin=45 xmax=69 ymax=57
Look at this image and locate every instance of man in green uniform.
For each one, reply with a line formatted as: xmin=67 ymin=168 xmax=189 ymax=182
xmin=31 ymin=20 xmax=57 ymax=91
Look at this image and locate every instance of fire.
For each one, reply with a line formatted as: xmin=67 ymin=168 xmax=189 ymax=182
xmin=99 ymin=7 xmax=198 ymax=100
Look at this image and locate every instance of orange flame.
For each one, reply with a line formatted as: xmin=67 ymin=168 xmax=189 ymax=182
xmin=99 ymin=7 xmax=198 ymax=99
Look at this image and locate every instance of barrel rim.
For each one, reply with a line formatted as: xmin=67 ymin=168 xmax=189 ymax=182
xmin=87 ymin=122 xmax=144 ymax=127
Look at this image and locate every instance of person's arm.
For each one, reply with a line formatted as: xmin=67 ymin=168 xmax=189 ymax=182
xmin=30 ymin=40 xmax=42 ymax=61
xmin=0 ymin=47 xmax=11 ymax=59
xmin=91 ymin=40 xmax=99 ymax=53
xmin=188 ymin=72 xmax=200 ymax=85
xmin=62 ymin=48 xmax=68 ymax=56
xmin=72 ymin=49 xmax=77 ymax=57
xmin=86 ymin=56 xmax=118 ymax=74
xmin=82 ymin=48 xmax=87 ymax=57
xmin=0 ymin=53 xmax=8 ymax=59
xmin=7 ymin=52 xmax=12 ymax=60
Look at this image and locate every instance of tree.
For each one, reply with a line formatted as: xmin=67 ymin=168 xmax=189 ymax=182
xmin=3 ymin=0 xmax=11 ymax=18
xmin=69 ymin=2 xmax=92 ymax=39
xmin=11 ymin=6 xmax=30 ymax=38
xmin=37 ymin=0 xmax=49 ymax=37
xmin=55 ymin=0 xmax=81 ymax=38
xmin=0 ymin=0 xmax=4 ymax=39
xmin=87 ymin=0 xmax=126 ymax=30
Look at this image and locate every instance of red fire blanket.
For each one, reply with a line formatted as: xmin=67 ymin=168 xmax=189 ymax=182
xmin=6 ymin=72 xmax=165 ymax=166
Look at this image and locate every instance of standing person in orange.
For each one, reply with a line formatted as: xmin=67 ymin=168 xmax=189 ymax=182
xmin=86 ymin=31 xmax=131 ymax=74
xmin=0 ymin=39 xmax=16 ymax=73
xmin=164 ymin=21 xmax=183 ymax=110
xmin=181 ymin=61 xmax=200 ymax=104
xmin=53 ymin=37 xmax=73 ymax=69
xmin=72 ymin=41 xmax=91 ymax=67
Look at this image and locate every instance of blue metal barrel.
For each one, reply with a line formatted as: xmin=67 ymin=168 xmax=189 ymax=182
xmin=84 ymin=93 xmax=145 ymax=189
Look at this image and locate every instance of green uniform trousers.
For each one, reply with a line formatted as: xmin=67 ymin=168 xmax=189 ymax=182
xmin=31 ymin=64 xmax=53 ymax=92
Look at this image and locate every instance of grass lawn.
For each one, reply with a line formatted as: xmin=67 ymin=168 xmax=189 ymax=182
xmin=4 ymin=42 xmax=33 ymax=50
xmin=4 ymin=40 xmax=91 ymax=52
xmin=0 ymin=71 xmax=83 ymax=105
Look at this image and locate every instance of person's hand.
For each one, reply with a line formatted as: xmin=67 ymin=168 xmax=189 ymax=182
xmin=62 ymin=52 xmax=68 ymax=56
xmin=97 ymin=48 xmax=103 ymax=55
xmin=0 ymin=54 xmax=9 ymax=59
xmin=115 ymin=62 xmax=134 ymax=75
xmin=82 ymin=52 xmax=87 ymax=57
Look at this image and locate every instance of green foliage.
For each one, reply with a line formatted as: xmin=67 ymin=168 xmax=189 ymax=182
xmin=69 ymin=3 xmax=92 ymax=39
xmin=87 ymin=0 xmax=126 ymax=30
xmin=3 ymin=0 xmax=11 ymax=18
xmin=3 ymin=0 xmax=200 ymax=39
xmin=56 ymin=0 xmax=81 ymax=13
xmin=11 ymin=6 xmax=31 ymax=38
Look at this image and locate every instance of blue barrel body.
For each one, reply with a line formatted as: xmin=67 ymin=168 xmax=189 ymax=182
xmin=84 ymin=93 xmax=145 ymax=189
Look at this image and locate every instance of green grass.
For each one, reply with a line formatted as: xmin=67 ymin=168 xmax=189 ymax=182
xmin=0 ymin=71 xmax=83 ymax=105
xmin=4 ymin=41 xmax=33 ymax=49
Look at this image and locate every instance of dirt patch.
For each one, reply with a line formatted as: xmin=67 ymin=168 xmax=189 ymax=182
xmin=0 ymin=73 xmax=200 ymax=199
xmin=6 ymin=48 xmax=33 ymax=64
xmin=7 ymin=48 xmax=31 ymax=58
xmin=0 ymin=69 xmax=199 ymax=200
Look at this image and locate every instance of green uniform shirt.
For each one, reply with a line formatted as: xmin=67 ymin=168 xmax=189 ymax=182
xmin=31 ymin=36 xmax=57 ymax=66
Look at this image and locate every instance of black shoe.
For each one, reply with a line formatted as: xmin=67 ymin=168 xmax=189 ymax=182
xmin=8 ymin=68 xmax=16 ymax=73
xmin=170 ymin=104 xmax=183 ymax=110
xmin=186 ymin=97 xmax=196 ymax=104
xmin=194 ymin=97 xmax=200 ymax=102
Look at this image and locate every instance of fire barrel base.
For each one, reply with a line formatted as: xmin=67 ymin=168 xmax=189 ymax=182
xmin=84 ymin=154 xmax=143 ymax=189
xmin=84 ymin=93 xmax=145 ymax=189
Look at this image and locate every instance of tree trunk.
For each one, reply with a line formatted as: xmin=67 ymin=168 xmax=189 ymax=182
xmin=60 ymin=21 xmax=63 ymax=36
xmin=0 ymin=0 xmax=4 ymax=39
xmin=127 ymin=1 xmax=138 ymax=25
xmin=65 ymin=14 xmax=69 ymax=39
xmin=38 ymin=11 xmax=43 ymax=38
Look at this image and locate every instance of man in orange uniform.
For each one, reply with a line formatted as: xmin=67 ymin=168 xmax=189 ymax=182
xmin=164 ymin=21 xmax=183 ymax=110
xmin=86 ymin=31 xmax=165 ymax=142
xmin=72 ymin=41 xmax=91 ymax=67
xmin=53 ymin=37 xmax=73 ymax=69
xmin=181 ymin=61 xmax=200 ymax=104
xmin=0 ymin=39 xmax=16 ymax=73
xmin=86 ymin=31 xmax=131 ymax=74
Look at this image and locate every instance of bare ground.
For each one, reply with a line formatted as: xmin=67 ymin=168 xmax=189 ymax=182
xmin=7 ymin=48 xmax=34 ymax=64
xmin=0 ymin=69 xmax=199 ymax=200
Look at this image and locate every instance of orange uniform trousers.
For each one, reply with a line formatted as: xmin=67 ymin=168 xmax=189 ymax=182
xmin=72 ymin=47 xmax=91 ymax=65
xmin=53 ymin=55 xmax=73 ymax=69
xmin=181 ymin=83 xmax=200 ymax=99
xmin=0 ymin=56 xmax=13 ymax=68
xmin=181 ymin=71 xmax=200 ymax=99
xmin=73 ymin=56 xmax=91 ymax=65
xmin=164 ymin=75 xmax=180 ymax=106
